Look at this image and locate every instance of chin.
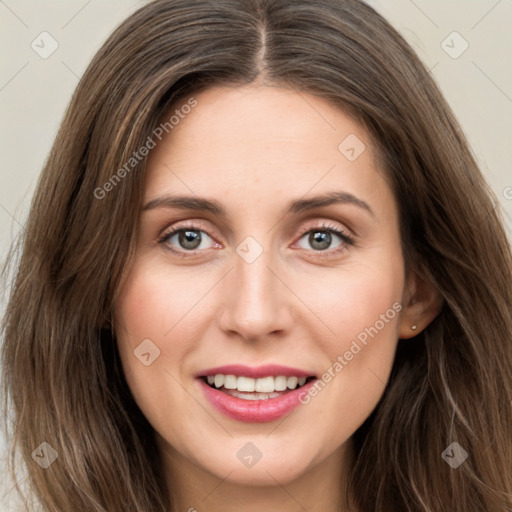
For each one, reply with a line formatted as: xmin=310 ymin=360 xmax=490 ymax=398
xmin=190 ymin=438 xmax=322 ymax=487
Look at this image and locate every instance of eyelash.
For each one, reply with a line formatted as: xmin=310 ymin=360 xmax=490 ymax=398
xmin=156 ymin=221 xmax=356 ymax=259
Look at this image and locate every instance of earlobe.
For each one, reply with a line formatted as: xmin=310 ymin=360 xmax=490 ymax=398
xmin=398 ymin=272 xmax=443 ymax=339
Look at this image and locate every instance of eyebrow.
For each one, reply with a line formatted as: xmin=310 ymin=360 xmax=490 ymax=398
xmin=143 ymin=191 xmax=374 ymax=217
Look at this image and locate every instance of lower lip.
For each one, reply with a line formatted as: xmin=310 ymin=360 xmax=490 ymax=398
xmin=198 ymin=378 xmax=317 ymax=423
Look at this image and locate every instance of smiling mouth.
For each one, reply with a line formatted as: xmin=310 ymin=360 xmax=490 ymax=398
xmin=200 ymin=374 xmax=317 ymax=401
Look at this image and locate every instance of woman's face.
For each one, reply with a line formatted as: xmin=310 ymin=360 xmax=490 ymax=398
xmin=114 ymin=84 xmax=409 ymax=490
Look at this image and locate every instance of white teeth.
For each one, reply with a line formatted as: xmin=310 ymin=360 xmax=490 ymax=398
xmin=206 ymin=374 xmax=311 ymax=393
xmin=237 ymin=376 xmax=255 ymax=392
xmin=274 ymin=376 xmax=287 ymax=391
xmin=255 ymin=376 xmax=274 ymax=393
xmin=224 ymin=375 xmax=237 ymax=389
xmin=214 ymin=374 xmax=224 ymax=388
xmin=287 ymin=376 xmax=298 ymax=389
xmin=223 ymin=389 xmax=281 ymax=400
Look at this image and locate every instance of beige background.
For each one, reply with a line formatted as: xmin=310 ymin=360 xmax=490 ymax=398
xmin=1 ymin=0 xmax=511 ymax=509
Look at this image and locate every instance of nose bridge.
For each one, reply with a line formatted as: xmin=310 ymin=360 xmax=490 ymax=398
xmin=219 ymin=237 xmax=291 ymax=341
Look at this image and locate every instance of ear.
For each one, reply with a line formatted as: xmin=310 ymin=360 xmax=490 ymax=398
xmin=398 ymin=271 xmax=443 ymax=339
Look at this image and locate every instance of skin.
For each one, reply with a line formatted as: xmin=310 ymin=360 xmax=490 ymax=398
xmin=114 ymin=84 xmax=441 ymax=512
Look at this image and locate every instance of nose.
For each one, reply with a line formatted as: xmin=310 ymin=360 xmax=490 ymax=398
xmin=218 ymin=245 xmax=294 ymax=343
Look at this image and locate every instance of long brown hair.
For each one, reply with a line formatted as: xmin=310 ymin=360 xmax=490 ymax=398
xmin=2 ymin=0 xmax=511 ymax=510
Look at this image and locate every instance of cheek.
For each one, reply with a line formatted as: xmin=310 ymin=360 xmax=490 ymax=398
xmin=334 ymin=272 xmax=400 ymax=346
xmin=112 ymin=262 xmax=203 ymax=419
xmin=297 ymin=256 xmax=404 ymax=422
xmin=303 ymin=255 xmax=403 ymax=351
xmin=114 ymin=260 xmax=210 ymax=352
xmin=115 ymin=265 xmax=172 ymax=341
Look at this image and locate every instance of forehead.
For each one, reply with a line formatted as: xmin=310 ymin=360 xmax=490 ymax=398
xmin=144 ymin=85 xmax=393 ymax=220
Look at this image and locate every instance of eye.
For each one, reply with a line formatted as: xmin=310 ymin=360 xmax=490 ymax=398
xmin=157 ymin=220 xmax=355 ymax=258
xmin=295 ymin=222 xmax=355 ymax=256
xmin=157 ymin=223 xmax=218 ymax=257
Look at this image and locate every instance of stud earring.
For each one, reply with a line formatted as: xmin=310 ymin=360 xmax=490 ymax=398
xmin=411 ymin=325 xmax=417 ymax=330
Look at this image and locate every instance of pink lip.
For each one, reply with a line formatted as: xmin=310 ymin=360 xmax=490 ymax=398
xmin=197 ymin=377 xmax=317 ymax=423
xmin=196 ymin=364 xmax=315 ymax=379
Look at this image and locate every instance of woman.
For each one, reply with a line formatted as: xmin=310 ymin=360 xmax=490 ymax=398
xmin=2 ymin=0 xmax=511 ymax=510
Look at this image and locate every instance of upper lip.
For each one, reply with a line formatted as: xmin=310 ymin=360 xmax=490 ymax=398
xmin=195 ymin=364 xmax=316 ymax=379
